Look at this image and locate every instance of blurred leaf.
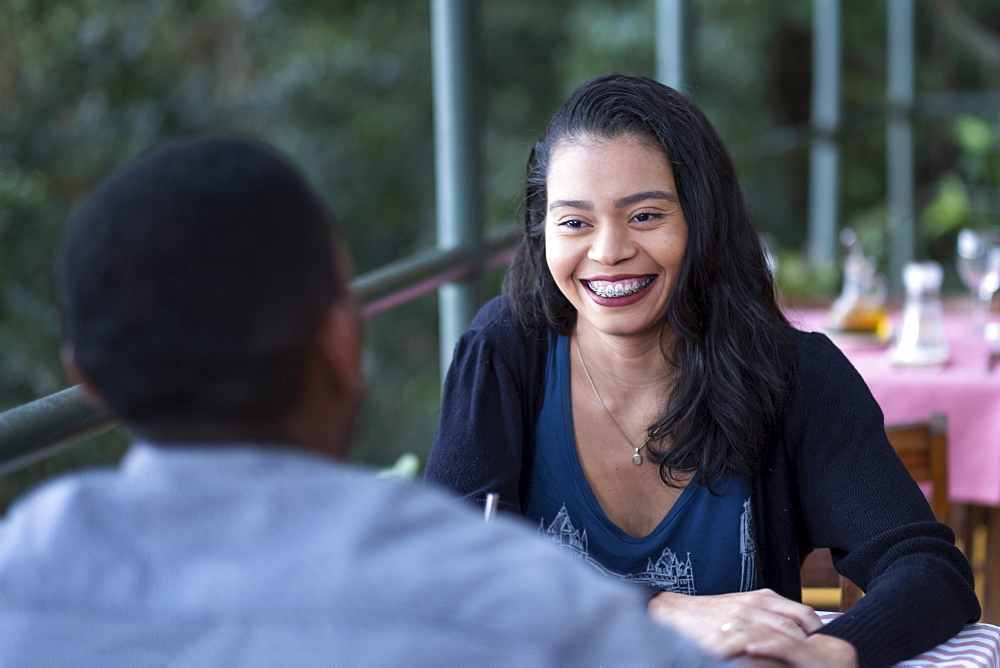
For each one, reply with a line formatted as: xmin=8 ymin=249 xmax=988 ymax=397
xmin=922 ymin=173 xmax=971 ymax=238
xmin=955 ymin=115 xmax=994 ymax=156
xmin=375 ymin=452 xmax=422 ymax=481
xmin=776 ymin=251 xmax=838 ymax=301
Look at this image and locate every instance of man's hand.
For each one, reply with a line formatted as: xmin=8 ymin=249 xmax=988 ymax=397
xmin=648 ymin=588 xmax=823 ymax=650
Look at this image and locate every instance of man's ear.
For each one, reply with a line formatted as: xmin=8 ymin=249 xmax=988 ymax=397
xmin=60 ymin=345 xmax=107 ymax=410
xmin=316 ymin=300 xmax=365 ymax=399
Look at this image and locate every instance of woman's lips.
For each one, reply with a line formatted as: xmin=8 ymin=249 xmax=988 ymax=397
xmin=582 ymin=275 xmax=657 ymax=306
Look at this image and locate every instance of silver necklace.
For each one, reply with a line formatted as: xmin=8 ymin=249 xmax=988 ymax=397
xmin=576 ymin=337 xmax=650 ymax=466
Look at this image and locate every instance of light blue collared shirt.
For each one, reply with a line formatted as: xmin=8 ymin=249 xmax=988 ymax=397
xmin=0 ymin=442 xmax=722 ymax=667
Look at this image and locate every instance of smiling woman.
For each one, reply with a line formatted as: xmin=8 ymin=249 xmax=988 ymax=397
xmin=424 ymin=73 xmax=980 ymax=668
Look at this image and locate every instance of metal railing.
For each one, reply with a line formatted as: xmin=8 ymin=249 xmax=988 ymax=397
xmin=0 ymin=225 xmax=519 ymax=476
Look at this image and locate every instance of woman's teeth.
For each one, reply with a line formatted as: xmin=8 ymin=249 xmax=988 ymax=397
xmin=586 ymin=276 xmax=654 ymax=298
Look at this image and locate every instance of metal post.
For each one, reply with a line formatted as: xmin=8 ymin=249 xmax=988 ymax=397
xmin=655 ymin=0 xmax=686 ymax=90
xmin=808 ymin=0 xmax=841 ymax=268
xmin=431 ymin=0 xmax=483 ymax=381
xmin=888 ymin=0 xmax=915 ymax=293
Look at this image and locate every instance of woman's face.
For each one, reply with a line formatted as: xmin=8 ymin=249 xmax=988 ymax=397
xmin=544 ymin=134 xmax=688 ymax=340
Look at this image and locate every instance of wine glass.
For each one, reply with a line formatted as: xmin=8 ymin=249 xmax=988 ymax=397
xmin=956 ymin=228 xmax=1000 ymax=335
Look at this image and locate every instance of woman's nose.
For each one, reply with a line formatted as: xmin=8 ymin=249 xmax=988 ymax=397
xmin=588 ymin=223 xmax=637 ymax=265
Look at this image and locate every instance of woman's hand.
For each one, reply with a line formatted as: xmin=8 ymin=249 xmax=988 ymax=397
xmin=740 ymin=630 xmax=858 ymax=667
xmin=647 ymin=589 xmax=823 ymax=650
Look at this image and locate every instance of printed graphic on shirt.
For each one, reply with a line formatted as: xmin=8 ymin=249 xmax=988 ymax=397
xmin=538 ymin=500 xmax=756 ymax=594
xmin=739 ymin=497 xmax=757 ymax=592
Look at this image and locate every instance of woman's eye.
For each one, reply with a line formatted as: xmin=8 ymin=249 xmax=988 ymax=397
xmin=632 ymin=212 xmax=661 ymax=224
xmin=559 ymin=219 xmax=588 ymax=229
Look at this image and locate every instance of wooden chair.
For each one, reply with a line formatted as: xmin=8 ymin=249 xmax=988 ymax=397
xmin=801 ymin=414 xmax=949 ymax=611
xmin=886 ymin=414 xmax=949 ymax=522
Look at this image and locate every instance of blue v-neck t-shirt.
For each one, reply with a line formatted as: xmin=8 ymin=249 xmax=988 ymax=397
xmin=523 ymin=333 xmax=757 ymax=595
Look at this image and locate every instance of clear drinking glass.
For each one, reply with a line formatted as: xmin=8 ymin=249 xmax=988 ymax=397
xmin=956 ymin=228 xmax=1000 ymax=335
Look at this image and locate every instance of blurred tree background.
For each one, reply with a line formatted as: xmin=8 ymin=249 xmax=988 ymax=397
xmin=2 ymin=0 xmax=998 ymax=509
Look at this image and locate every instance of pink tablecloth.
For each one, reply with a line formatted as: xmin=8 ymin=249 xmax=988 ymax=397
xmin=787 ymin=309 xmax=1000 ymax=507
xmin=818 ymin=611 xmax=1000 ymax=666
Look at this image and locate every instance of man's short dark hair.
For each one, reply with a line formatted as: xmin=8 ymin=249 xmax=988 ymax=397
xmin=56 ymin=135 xmax=342 ymax=438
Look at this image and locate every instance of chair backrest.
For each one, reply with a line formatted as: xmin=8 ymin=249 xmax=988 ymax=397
xmin=884 ymin=413 xmax=949 ymax=521
xmin=801 ymin=414 xmax=949 ymax=611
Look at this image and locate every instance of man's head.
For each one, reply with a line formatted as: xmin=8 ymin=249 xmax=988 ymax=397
xmin=56 ymin=136 xmax=363 ymax=452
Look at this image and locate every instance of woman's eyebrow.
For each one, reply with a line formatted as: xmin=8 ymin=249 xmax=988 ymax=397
xmin=548 ymin=190 xmax=678 ymax=212
xmin=613 ymin=190 xmax=678 ymax=207
xmin=548 ymin=199 xmax=593 ymax=212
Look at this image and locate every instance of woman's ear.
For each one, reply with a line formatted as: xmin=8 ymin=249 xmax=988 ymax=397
xmin=60 ymin=345 xmax=107 ymax=410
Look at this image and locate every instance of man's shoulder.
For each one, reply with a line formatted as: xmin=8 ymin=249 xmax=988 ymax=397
xmin=346 ymin=480 xmax=718 ymax=663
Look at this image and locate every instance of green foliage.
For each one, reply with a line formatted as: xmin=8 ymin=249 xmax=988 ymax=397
xmin=923 ymin=173 xmax=974 ymax=238
xmin=1 ymin=0 xmax=441 ymax=502
xmin=920 ymin=115 xmax=1000 ymax=268
xmin=2 ymin=0 xmax=999 ymax=507
xmin=375 ymin=451 xmax=422 ymax=482
xmin=775 ymin=251 xmax=838 ymax=303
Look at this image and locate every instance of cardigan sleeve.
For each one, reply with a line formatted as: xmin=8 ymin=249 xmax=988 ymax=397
xmin=424 ymin=297 xmax=546 ymax=514
xmin=785 ymin=331 xmax=979 ymax=668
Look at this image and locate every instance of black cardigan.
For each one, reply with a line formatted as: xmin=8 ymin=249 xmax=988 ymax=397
xmin=425 ymin=296 xmax=980 ymax=668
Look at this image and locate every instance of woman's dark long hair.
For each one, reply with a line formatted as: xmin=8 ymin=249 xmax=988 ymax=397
xmin=504 ymin=73 xmax=794 ymax=485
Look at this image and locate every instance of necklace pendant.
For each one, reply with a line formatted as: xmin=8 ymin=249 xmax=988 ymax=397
xmin=633 ymin=450 xmax=642 ymax=466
